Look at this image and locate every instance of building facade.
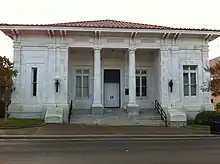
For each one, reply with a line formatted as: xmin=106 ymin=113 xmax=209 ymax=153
xmin=0 ymin=20 xmax=219 ymax=124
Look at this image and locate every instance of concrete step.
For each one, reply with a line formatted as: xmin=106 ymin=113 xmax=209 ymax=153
xmin=71 ymin=109 xmax=91 ymax=115
xmin=71 ymin=112 xmax=161 ymax=120
xmin=70 ymin=108 xmax=165 ymax=126
xmin=70 ymin=117 xmax=166 ymax=126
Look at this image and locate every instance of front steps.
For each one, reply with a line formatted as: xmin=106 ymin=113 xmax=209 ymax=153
xmin=70 ymin=108 xmax=166 ymax=126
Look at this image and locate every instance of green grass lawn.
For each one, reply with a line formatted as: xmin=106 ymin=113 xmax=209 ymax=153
xmin=0 ymin=118 xmax=44 ymax=128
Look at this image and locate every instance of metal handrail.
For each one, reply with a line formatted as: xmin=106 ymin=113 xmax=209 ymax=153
xmin=68 ymin=100 xmax=73 ymax=124
xmin=155 ymin=100 xmax=168 ymax=127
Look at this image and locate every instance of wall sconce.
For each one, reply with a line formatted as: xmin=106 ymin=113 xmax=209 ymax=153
xmin=55 ymin=76 xmax=61 ymax=93
xmin=168 ymin=79 xmax=173 ymax=93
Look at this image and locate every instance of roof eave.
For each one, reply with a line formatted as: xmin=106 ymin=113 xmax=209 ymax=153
xmin=1 ymin=25 xmax=220 ymax=40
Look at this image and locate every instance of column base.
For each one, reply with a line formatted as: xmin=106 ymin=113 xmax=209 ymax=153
xmin=91 ymin=103 xmax=104 ymax=116
xmin=127 ymin=103 xmax=139 ymax=116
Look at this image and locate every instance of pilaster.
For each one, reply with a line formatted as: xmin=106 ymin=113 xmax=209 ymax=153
xmin=59 ymin=44 xmax=69 ymax=104
xmin=47 ymin=44 xmax=56 ymax=104
xmin=170 ymin=45 xmax=181 ymax=105
xmin=202 ymin=44 xmax=212 ymax=105
xmin=11 ymin=42 xmax=22 ymax=104
xmin=8 ymin=42 xmax=22 ymax=113
xmin=160 ymin=45 xmax=170 ymax=109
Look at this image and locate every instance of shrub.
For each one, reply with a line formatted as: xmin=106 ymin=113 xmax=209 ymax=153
xmin=216 ymin=102 xmax=220 ymax=110
xmin=194 ymin=111 xmax=220 ymax=126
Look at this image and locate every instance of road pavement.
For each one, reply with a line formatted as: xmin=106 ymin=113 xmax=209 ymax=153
xmin=0 ymin=138 xmax=220 ymax=164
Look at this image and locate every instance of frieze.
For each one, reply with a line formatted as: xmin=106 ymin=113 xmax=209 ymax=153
xmin=140 ymin=39 xmax=156 ymax=43
xmin=72 ymin=37 xmax=93 ymax=43
xmin=106 ymin=38 xmax=125 ymax=43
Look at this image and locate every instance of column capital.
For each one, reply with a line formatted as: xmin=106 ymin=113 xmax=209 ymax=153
xmin=93 ymin=46 xmax=102 ymax=51
xmin=171 ymin=44 xmax=179 ymax=51
xmin=48 ymin=44 xmax=56 ymax=49
xmin=13 ymin=42 xmax=22 ymax=49
xmin=128 ymin=47 xmax=136 ymax=52
xmin=160 ymin=44 xmax=169 ymax=51
xmin=60 ymin=43 xmax=69 ymax=49
xmin=202 ymin=45 xmax=209 ymax=52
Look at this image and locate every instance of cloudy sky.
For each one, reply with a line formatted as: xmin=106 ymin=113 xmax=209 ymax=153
xmin=1 ymin=0 xmax=220 ymax=61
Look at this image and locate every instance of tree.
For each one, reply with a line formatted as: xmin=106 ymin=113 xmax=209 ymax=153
xmin=0 ymin=56 xmax=17 ymax=120
xmin=202 ymin=60 xmax=220 ymax=96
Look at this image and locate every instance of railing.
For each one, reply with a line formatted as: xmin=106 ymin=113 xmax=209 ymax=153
xmin=155 ymin=100 xmax=168 ymax=127
xmin=68 ymin=100 xmax=73 ymax=124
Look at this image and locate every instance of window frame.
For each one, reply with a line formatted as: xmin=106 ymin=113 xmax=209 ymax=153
xmin=75 ymin=69 xmax=90 ymax=98
xmin=135 ymin=69 xmax=148 ymax=98
xmin=183 ymin=65 xmax=197 ymax=97
xmin=31 ymin=67 xmax=38 ymax=97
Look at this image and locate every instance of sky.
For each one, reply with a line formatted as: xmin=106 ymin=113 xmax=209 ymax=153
xmin=1 ymin=0 xmax=220 ymax=61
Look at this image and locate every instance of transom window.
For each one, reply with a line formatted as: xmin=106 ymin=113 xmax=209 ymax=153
xmin=75 ymin=69 xmax=89 ymax=98
xmin=183 ymin=65 xmax=197 ymax=96
xmin=136 ymin=70 xmax=147 ymax=97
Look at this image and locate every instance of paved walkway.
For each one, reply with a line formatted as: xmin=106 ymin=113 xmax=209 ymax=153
xmin=0 ymin=124 xmax=211 ymax=136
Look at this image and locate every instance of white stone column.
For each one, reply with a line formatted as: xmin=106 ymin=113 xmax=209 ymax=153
xmin=127 ymin=48 xmax=139 ymax=115
xmin=92 ymin=47 xmax=103 ymax=115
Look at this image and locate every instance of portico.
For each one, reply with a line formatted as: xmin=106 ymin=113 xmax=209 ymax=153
xmin=91 ymin=46 xmax=140 ymax=116
xmin=68 ymin=45 xmax=159 ymax=115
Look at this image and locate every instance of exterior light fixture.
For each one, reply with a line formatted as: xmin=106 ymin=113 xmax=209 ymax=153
xmin=168 ymin=79 xmax=173 ymax=93
xmin=55 ymin=76 xmax=61 ymax=93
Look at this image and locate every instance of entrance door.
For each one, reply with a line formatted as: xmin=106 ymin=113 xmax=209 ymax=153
xmin=104 ymin=70 xmax=120 ymax=108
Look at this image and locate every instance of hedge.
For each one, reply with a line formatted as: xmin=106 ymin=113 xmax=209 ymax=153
xmin=194 ymin=110 xmax=220 ymax=126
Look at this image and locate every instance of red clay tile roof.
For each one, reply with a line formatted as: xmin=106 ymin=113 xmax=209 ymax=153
xmin=49 ymin=19 xmax=171 ymax=29
xmin=0 ymin=19 xmax=219 ymax=31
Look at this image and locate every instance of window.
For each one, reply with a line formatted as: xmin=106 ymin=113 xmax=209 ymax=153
xmin=32 ymin=67 xmax=37 ymax=96
xmin=183 ymin=65 xmax=197 ymax=96
xmin=136 ymin=70 xmax=147 ymax=97
xmin=75 ymin=69 xmax=89 ymax=98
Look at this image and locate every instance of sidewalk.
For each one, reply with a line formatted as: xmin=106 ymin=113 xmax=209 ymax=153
xmin=0 ymin=124 xmax=212 ymax=137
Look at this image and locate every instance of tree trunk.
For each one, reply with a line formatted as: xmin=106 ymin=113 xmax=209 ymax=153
xmin=4 ymin=103 xmax=7 ymax=121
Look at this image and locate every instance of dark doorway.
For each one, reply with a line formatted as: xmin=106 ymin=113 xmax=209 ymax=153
xmin=104 ymin=70 xmax=120 ymax=83
xmin=104 ymin=69 xmax=120 ymax=108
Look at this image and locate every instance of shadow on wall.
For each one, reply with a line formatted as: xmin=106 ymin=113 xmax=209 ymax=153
xmin=0 ymin=100 xmax=5 ymax=118
xmin=212 ymin=96 xmax=220 ymax=104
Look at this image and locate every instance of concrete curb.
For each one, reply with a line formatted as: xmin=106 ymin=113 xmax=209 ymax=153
xmin=0 ymin=134 xmax=219 ymax=140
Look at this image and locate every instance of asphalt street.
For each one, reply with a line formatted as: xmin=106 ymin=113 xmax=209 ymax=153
xmin=0 ymin=138 xmax=220 ymax=164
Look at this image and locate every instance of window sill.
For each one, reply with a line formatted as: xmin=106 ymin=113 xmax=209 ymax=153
xmin=184 ymin=96 xmax=197 ymax=97
xmin=136 ymin=96 xmax=148 ymax=99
